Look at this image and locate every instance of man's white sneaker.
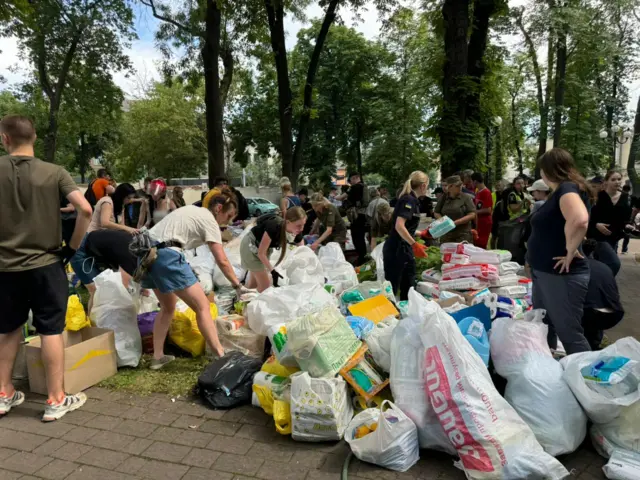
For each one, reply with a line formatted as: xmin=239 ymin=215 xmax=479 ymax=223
xmin=42 ymin=393 xmax=87 ymax=422
xmin=0 ymin=391 xmax=25 ymax=415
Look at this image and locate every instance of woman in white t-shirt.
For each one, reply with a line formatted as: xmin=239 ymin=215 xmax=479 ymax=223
xmin=135 ymin=191 xmax=247 ymax=369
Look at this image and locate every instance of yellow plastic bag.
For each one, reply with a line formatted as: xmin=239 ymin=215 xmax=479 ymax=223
xmin=169 ymin=303 xmax=218 ymax=357
xmin=261 ymin=355 xmax=299 ymax=378
xmin=65 ymin=295 xmax=90 ymax=331
xmin=273 ymin=399 xmax=292 ymax=435
xmin=252 ymin=384 xmax=275 ymax=415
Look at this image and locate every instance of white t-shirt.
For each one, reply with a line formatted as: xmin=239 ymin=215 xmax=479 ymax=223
xmin=149 ymin=205 xmax=221 ymax=250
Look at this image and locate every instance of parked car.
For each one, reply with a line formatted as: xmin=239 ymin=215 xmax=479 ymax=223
xmin=247 ymin=197 xmax=279 ymax=216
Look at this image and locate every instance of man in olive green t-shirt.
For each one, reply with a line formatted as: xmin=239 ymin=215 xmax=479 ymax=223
xmin=0 ymin=115 xmax=93 ymax=422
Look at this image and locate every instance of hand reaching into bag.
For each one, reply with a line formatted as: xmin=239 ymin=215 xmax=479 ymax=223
xmin=412 ymin=242 xmax=428 ymax=258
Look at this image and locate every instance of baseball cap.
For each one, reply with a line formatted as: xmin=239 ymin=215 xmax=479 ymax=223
xmin=527 ymin=179 xmax=550 ymax=192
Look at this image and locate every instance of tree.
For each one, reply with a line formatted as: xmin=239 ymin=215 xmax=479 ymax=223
xmin=2 ymin=0 xmax=134 ymax=163
xmin=107 ymin=82 xmax=207 ymax=181
xmin=627 ymin=96 xmax=640 ymax=194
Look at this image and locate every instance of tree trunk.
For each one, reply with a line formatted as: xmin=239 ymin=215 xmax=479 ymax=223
xmin=355 ymin=119 xmax=363 ymax=174
xmin=440 ymin=0 xmax=470 ymax=177
xmin=495 ymin=127 xmax=504 ymax=183
xmin=264 ymin=0 xmax=294 ymax=185
xmin=44 ymin=106 xmax=59 ymax=163
xmin=220 ymin=44 xmax=234 ymax=108
xmin=291 ymin=0 xmax=340 ymax=184
xmin=466 ymin=0 xmax=496 ymax=120
xmin=201 ymin=0 xmax=225 ymax=188
xmin=79 ymin=131 xmax=88 ymax=183
xmin=627 ymin=96 xmax=640 ymax=194
xmin=553 ymin=19 xmax=567 ymax=147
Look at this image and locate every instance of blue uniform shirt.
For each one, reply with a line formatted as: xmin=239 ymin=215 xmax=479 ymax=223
xmin=389 ymin=192 xmax=421 ymax=241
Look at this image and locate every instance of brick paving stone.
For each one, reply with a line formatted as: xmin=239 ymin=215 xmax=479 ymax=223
xmin=239 ymin=409 xmax=272 ymax=426
xmin=174 ymin=402 xmax=207 ymax=417
xmin=213 ymin=452 xmax=264 ymax=476
xmin=85 ymin=387 xmax=119 ymax=401
xmin=113 ymin=419 xmax=159 ymax=438
xmin=127 ymin=438 xmax=155 ymax=455
xmin=206 ymin=435 xmax=254 ymax=455
xmin=247 ymin=441 xmax=296 ymax=462
xmin=200 ymin=419 xmax=242 ymax=436
xmin=319 ymin=454 xmax=360 ymax=476
xmin=307 ymin=471 xmax=342 ymax=480
xmin=232 ymin=476 xmax=258 ymax=480
xmin=0 ymin=429 xmax=48 ymax=451
xmin=86 ymin=430 xmax=135 ymax=451
xmin=201 ymin=408 xmax=226 ymax=420
xmin=83 ymin=400 xmax=132 ymax=417
xmin=148 ymin=398 xmax=182 ymax=412
xmin=180 ymin=448 xmax=220 ymax=468
xmin=255 ymin=463 xmax=310 ymax=480
xmin=116 ymin=395 xmax=155 ymax=408
xmin=233 ymin=423 xmax=281 ymax=442
xmin=173 ymin=429 xmax=214 ymax=448
xmin=34 ymin=459 xmax=80 ymax=480
xmin=137 ymin=409 xmax=180 ymax=426
xmin=84 ymin=414 xmax=124 ymax=431
xmin=141 ymin=440 xmax=191 ymax=463
xmin=182 ymin=467 xmax=233 ymax=480
xmin=1 ymin=416 xmax=74 ymax=439
xmin=115 ymin=455 xmax=148 ymax=474
xmin=33 ymin=438 xmax=67 ymax=456
xmin=122 ymin=406 xmax=147 ymax=420
xmin=3 ymin=451 xmax=53 ymax=475
xmin=66 ymin=465 xmax=139 ymax=480
xmin=222 ymin=406 xmax=252 ymax=422
xmin=78 ymin=447 xmax=129 ymax=469
xmin=64 ymin=426 xmax=101 ymax=444
xmin=134 ymin=459 xmax=189 ymax=480
xmin=290 ymin=450 xmax=329 ymax=469
xmin=149 ymin=426 xmax=183 ymax=442
xmin=0 ymin=447 xmax=17 ymax=460
xmin=0 ymin=470 xmax=21 ymax=480
xmin=49 ymin=442 xmax=93 ymax=462
xmin=171 ymin=414 xmax=206 ymax=429
xmin=58 ymin=410 xmax=98 ymax=426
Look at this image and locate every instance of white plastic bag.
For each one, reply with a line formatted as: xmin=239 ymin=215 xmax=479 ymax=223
xmin=345 ymin=400 xmax=419 ymax=472
xmin=371 ymin=242 xmax=385 ymax=283
xmin=603 ymin=449 xmax=640 ymax=480
xmin=560 ymin=337 xmax=640 ymax=425
xmin=415 ymin=289 xmax=568 ymax=479
xmin=246 ymin=283 xmax=337 ymax=336
xmin=364 ymin=316 xmax=398 ymax=373
xmin=280 ymin=246 xmax=325 ymax=286
xmin=91 ymin=269 xmax=142 ymax=368
xmin=490 ymin=313 xmax=587 ymax=456
xmin=317 ymin=242 xmax=346 ymax=264
xmin=389 ymin=293 xmax=455 ymax=454
xmin=319 ymin=246 xmax=358 ymax=294
xmin=290 ymin=372 xmax=353 ymax=442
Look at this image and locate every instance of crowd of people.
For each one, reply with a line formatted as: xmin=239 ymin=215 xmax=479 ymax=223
xmin=0 ymin=112 xmax=636 ymax=424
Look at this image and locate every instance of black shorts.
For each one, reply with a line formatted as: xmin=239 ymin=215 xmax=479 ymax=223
xmin=0 ymin=261 xmax=68 ymax=335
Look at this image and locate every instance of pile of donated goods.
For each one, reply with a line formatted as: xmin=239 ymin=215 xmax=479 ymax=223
xmin=80 ymin=219 xmax=640 ymax=480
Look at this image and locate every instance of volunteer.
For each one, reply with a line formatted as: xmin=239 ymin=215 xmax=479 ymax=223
xmin=139 ymin=179 xmax=177 ymax=228
xmin=240 ymin=207 xmax=306 ymax=292
xmin=528 ymin=179 xmax=550 ymax=213
xmin=383 ymin=171 xmax=429 ymax=301
xmin=200 ymin=176 xmax=228 ymax=209
xmin=309 ymin=193 xmax=348 ymax=250
xmin=70 ymin=182 xmax=139 ymax=311
xmin=0 ymin=115 xmax=93 ymax=421
xmin=279 ymin=177 xmax=301 ymax=212
xmin=132 ymin=191 xmax=246 ymax=370
xmin=507 ymin=176 xmax=527 ymax=218
xmin=471 ymin=172 xmax=493 ymax=249
xmin=90 ymin=168 xmax=111 ymax=202
xmin=173 ymin=186 xmax=186 ymax=208
xmin=527 ymin=148 xmax=592 ymax=354
xmin=337 ymin=172 xmax=368 ymax=265
xmin=588 ymin=169 xmax=631 ymax=276
xmin=434 ymin=175 xmax=476 ymax=243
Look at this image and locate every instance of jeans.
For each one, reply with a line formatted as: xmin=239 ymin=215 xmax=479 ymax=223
xmin=621 ymin=233 xmax=630 ymax=253
xmin=594 ymin=240 xmax=621 ymax=276
xmin=531 ymin=268 xmax=591 ymax=354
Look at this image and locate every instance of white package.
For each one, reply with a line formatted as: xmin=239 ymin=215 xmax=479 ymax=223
xmin=441 ymin=253 xmax=470 ymax=265
xmin=603 ymin=449 xmax=640 ymax=480
xmin=441 ymin=263 xmax=499 ymax=281
xmin=488 ymin=274 xmax=519 ymax=288
xmin=364 ymin=316 xmax=398 ymax=373
xmin=345 ymin=400 xmax=419 ymax=472
xmin=491 ymin=285 xmax=527 ymax=298
xmin=469 ymin=249 xmax=512 ymax=265
xmin=421 ymin=268 xmax=442 ymax=283
xmin=560 ymin=337 xmax=640 ymax=424
xmin=91 ymin=269 xmax=142 ymax=368
xmin=498 ymin=261 xmax=521 ymax=275
xmin=439 ymin=277 xmax=490 ymax=291
xmin=246 ymin=283 xmax=337 ymax=336
xmin=490 ymin=314 xmax=587 ymax=456
xmin=440 ymin=242 xmax=483 ymax=255
xmin=416 ymin=290 xmax=568 ymax=479
xmin=416 ymin=281 xmax=440 ymax=298
xmin=291 ymin=372 xmax=353 ymax=442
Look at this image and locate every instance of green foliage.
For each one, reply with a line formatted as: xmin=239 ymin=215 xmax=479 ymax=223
xmin=107 ymin=82 xmax=207 ymax=181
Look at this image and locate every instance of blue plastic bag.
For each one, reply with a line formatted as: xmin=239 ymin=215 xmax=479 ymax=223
xmin=457 ymin=316 xmax=490 ymax=366
xmin=346 ymin=316 xmax=375 ymax=339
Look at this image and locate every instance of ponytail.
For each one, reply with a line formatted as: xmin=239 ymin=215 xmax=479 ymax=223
xmin=400 ymin=171 xmax=429 ymax=197
xmin=276 ymin=206 xmax=306 ymax=267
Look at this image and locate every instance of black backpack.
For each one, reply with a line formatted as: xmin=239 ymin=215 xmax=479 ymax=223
xmin=84 ymin=180 xmax=98 ymax=208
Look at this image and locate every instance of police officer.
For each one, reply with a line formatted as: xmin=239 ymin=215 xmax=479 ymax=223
xmin=434 ymin=175 xmax=476 ymax=243
xmin=383 ymin=171 xmax=429 ymax=300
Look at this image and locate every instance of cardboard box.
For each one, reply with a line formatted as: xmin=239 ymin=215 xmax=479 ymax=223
xmin=26 ymin=327 xmax=117 ymax=395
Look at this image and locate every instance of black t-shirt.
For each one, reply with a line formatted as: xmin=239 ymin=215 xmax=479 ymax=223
xmin=388 ymin=192 xmax=420 ymax=242
xmin=251 ymin=215 xmax=302 ymax=249
xmin=584 ymin=259 xmax=623 ymax=313
xmin=347 ymin=183 xmax=364 ymax=206
xmin=588 ymin=190 xmax=632 ymax=242
xmin=300 ymin=200 xmax=316 ymax=236
xmin=418 ymin=196 xmax=434 ymax=217
xmin=60 ymin=193 xmax=76 ymax=222
xmin=233 ymin=189 xmax=250 ymax=221
xmin=527 ymin=182 xmax=591 ymax=274
xmin=84 ymin=230 xmax=138 ymax=276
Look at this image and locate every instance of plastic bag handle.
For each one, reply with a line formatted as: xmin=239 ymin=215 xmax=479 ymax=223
xmin=378 ymin=400 xmax=397 ymax=429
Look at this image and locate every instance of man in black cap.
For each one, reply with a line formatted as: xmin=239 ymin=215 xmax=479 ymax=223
xmin=338 ymin=172 xmax=368 ymax=264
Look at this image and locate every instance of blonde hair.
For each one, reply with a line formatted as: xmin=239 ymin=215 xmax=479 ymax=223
xmin=400 ymin=171 xmax=429 ymax=197
xmin=280 ymin=177 xmax=292 ymax=194
xmin=276 ymin=206 xmax=306 ymax=266
xmin=309 ymin=192 xmax=331 ymax=208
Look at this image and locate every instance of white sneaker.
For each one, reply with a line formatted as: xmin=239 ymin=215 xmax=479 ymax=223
xmin=42 ymin=393 xmax=87 ymax=422
xmin=0 ymin=391 xmax=25 ymax=415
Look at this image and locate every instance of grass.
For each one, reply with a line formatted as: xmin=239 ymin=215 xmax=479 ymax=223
xmin=98 ymin=354 xmax=210 ymax=397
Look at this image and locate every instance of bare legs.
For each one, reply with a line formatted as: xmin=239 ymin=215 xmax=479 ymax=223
xmin=85 ymin=283 xmax=97 ymax=315
xmin=176 ymin=284 xmax=224 ymax=357
xmin=41 ymin=334 xmax=65 ymax=403
xmin=152 ymin=290 xmax=177 ymax=360
xmin=252 ymin=270 xmax=271 ymax=292
xmin=0 ymin=327 xmax=22 ymax=397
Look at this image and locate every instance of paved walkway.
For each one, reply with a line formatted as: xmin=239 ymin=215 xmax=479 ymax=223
xmin=2 ymin=242 xmax=640 ymax=480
